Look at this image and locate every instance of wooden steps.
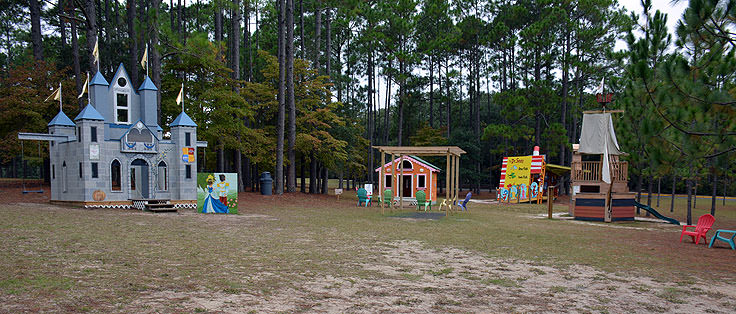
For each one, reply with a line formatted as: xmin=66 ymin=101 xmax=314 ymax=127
xmin=135 ymin=199 xmax=178 ymax=213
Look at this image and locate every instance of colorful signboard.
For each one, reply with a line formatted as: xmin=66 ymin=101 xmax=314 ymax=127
xmin=498 ymin=155 xmax=546 ymax=202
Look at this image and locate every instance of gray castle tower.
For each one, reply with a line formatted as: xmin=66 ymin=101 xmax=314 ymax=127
xmin=19 ymin=64 xmax=206 ymax=209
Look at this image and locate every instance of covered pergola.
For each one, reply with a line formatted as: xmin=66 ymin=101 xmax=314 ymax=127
xmin=373 ymin=146 xmax=466 ymax=215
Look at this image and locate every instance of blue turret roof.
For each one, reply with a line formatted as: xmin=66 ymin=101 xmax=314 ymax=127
xmin=90 ymin=71 xmax=109 ymax=86
xmin=171 ymin=111 xmax=197 ymax=127
xmin=138 ymin=76 xmax=158 ymax=91
xmin=48 ymin=111 xmax=75 ymax=127
xmin=74 ymin=104 xmax=106 ymax=121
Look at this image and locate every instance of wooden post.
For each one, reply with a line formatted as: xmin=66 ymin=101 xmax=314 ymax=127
xmin=391 ymin=153 xmax=396 ymax=210
xmin=400 ymin=155 xmax=404 ymax=208
xmin=446 ymin=152 xmax=451 ymax=216
xmin=548 ymin=186 xmax=553 ymax=219
xmin=380 ymin=150 xmax=385 ymax=215
xmin=455 ymin=154 xmax=460 ymax=208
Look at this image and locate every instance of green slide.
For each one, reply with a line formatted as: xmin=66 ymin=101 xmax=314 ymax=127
xmin=633 ymin=201 xmax=680 ymax=225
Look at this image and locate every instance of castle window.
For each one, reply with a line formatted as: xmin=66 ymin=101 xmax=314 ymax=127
xmin=111 ymin=160 xmax=121 ymax=191
xmin=117 ymin=77 xmax=127 ymax=87
xmin=91 ymin=126 xmax=97 ymax=142
xmin=62 ymin=161 xmax=67 ymax=192
xmin=185 ymin=132 xmax=191 ymax=146
xmin=79 ymin=162 xmax=83 ymax=178
xmin=157 ymin=161 xmax=168 ymax=191
xmin=115 ymin=93 xmax=130 ymax=124
xmin=52 ymin=164 xmax=55 ymax=180
xmin=186 ymin=164 xmax=192 ymax=179
xmin=77 ymin=127 xmax=82 ymax=142
xmin=91 ymin=162 xmax=98 ymax=178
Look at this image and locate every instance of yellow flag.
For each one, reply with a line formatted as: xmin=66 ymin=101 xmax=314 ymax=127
xmin=93 ymin=38 xmax=99 ymax=64
xmin=77 ymin=73 xmax=89 ymax=99
xmin=140 ymin=43 xmax=148 ymax=70
xmin=176 ymin=83 xmax=184 ymax=105
xmin=45 ymin=86 xmax=60 ymax=102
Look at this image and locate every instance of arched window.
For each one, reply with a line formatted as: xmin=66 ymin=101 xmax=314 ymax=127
xmin=111 ymin=160 xmax=122 ymax=191
xmin=62 ymin=161 xmax=67 ymax=193
xmin=402 ymin=159 xmax=413 ymax=170
xmin=157 ymin=161 xmax=168 ymax=191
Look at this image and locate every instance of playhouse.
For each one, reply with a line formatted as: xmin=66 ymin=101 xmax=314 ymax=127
xmin=18 ymin=64 xmax=206 ymax=209
xmin=497 ymin=147 xmax=569 ymax=203
xmin=375 ymin=155 xmax=440 ymax=203
xmin=570 ymin=113 xmax=635 ymax=222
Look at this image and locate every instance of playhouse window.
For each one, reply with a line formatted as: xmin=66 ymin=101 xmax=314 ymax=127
xmin=185 ymin=132 xmax=191 ymax=146
xmin=385 ymin=175 xmax=392 ymax=187
xmin=111 ymin=160 xmax=121 ymax=191
xmin=90 ymin=126 xmax=97 ymax=142
xmin=77 ymin=127 xmax=82 ymax=142
xmin=157 ymin=161 xmax=168 ymax=191
xmin=417 ymin=175 xmax=426 ymax=188
xmin=186 ymin=164 xmax=192 ymax=179
xmin=52 ymin=164 xmax=55 ymax=179
xmin=115 ymin=93 xmax=130 ymax=124
xmin=402 ymin=160 xmax=412 ymax=169
xmin=91 ymin=162 xmax=98 ymax=178
xmin=79 ymin=162 xmax=83 ymax=178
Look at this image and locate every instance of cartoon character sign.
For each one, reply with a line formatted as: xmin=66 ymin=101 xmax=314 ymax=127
xmin=197 ymin=173 xmax=238 ymax=214
xmin=499 ymin=188 xmax=509 ymax=202
xmin=530 ymin=182 xmax=539 ymax=198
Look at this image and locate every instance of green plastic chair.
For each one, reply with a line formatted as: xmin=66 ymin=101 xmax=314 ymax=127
xmin=357 ymin=188 xmax=369 ymax=207
xmin=381 ymin=189 xmax=393 ymax=207
xmin=416 ymin=190 xmax=431 ymax=211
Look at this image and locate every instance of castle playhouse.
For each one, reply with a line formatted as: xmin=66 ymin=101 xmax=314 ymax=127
xmin=570 ymin=113 xmax=635 ymax=222
xmin=18 ymin=64 xmax=206 ymax=210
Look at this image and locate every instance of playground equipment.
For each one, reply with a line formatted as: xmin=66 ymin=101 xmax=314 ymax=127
xmin=497 ymin=146 xmax=569 ymax=204
xmin=680 ymin=214 xmax=715 ymax=245
xmin=633 ymin=201 xmax=679 ymax=225
xmin=456 ymin=192 xmax=471 ymax=212
xmin=20 ymin=140 xmax=44 ymax=194
xmin=570 ymin=111 xmax=636 ymax=222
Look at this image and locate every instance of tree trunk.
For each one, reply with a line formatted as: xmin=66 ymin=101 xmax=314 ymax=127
xmin=636 ymin=173 xmax=642 ymax=214
xmin=686 ymin=179 xmax=693 ymax=225
xmin=656 ymin=177 xmax=661 ymax=207
xmin=325 ymin=8 xmax=331 ymax=77
xmin=217 ymin=140 xmax=224 ymax=172
xmin=445 ymin=58 xmax=451 ymax=139
xmin=71 ymin=13 xmax=83 ymax=109
xmin=299 ymin=0 xmax=304 ymax=59
xmin=151 ymin=0 xmax=162 ymax=124
xmin=127 ymin=0 xmax=139 ymax=85
xmin=245 ymin=0 xmax=252 ymax=81
xmin=322 ymin=167 xmax=328 ymax=194
xmin=397 ymin=58 xmax=404 ymax=146
xmin=214 ymin=2 xmax=222 ymax=41
xmin=711 ymin=171 xmax=717 ymax=216
xmin=313 ymin=0 xmax=321 ymax=71
xmin=429 ymin=55 xmax=434 ymax=127
xmin=86 ymin=0 xmax=98 ymax=74
xmin=61 ymin=0 xmax=68 ymax=48
xmin=560 ymin=28 xmax=570 ymax=165
xmin=309 ymin=152 xmax=317 ymax=194
xmin=646 ymin=176 xmax=652 ymax=217
xmin=384 ymin=69 xmax=391 ymax=145
xmin=300 ymin=154 xmax=306 ymax=193
xmin=670 ymin=175 xmax=676 ymax=212
xmin=694 ymin=179 xmax=698 ymax=207
xmin=30 ymin=0 xmax=43 ymax=60
xmin=286 ymin=0 xmax=296 ymax=193
xmin=275 ymin=0 xmax=286 ymax=195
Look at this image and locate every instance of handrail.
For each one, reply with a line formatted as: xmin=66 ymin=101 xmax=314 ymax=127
xmin=572 ymin=161 xmax=628 ymax=182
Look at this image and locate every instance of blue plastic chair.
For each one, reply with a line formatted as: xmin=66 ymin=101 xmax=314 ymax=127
xmin=709 ymin=229 xmax=736 ymax=250
xmin=455 ymin=192 xmax=471 ymax=212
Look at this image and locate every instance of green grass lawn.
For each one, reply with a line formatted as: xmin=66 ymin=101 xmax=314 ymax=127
xmin=1 ymin=193 xmax=735 ymax=312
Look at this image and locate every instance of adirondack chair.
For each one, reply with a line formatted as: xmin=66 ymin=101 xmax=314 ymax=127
xmin=380 ymin=189 xmax=394 ymax=208
xmin=438 ymin=196 xmax=456 ymax=213
xmin=357 ymin=188 xmax=370 ymax=207
xmin=455 ymin=192 xmax=471 ymax=212
xmin=680 ymin=214 xmax=715 ymax=244
xmin=416 ymin=190 xmax=431 ymax=211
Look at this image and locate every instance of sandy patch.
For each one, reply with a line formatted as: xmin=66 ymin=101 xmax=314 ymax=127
xmin=128 ymin=240 xmax=736 ymax=313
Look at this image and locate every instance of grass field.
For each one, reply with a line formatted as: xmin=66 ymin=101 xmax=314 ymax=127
xmin=1 ymin=188 xmax=736 ymax=313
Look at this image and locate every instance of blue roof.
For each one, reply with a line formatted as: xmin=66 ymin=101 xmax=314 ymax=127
xmin=90 ymin=71 xmax=109 ymax=86
xmin=171 ymin=111 xmax=197 ymax=127
xmin=48 ymin=111 xmax=75 ymax=127
xmin=150 ymin=124 xmax=163 ymax=131
xmin=74 ymin=104 xmax=105 ymax=121
xmin=138 ymin=76 xmax=158 ymax=91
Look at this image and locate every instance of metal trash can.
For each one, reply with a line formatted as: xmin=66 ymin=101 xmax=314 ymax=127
xmin=259 ymin=172 xmax=273 ymax=195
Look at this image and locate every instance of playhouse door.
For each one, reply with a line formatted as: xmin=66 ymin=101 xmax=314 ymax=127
xmin=130 ymin=159 xmax=149 ymax=199
xmin=402 ymin=175 xmax=412 ymax=197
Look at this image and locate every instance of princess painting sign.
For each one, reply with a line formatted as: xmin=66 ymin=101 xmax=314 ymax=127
xmin=197 ymin=172 xmax=238 ymax=214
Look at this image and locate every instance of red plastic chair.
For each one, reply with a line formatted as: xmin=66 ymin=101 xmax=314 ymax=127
xmin=680 ymin=214 xmax=715 ymax=244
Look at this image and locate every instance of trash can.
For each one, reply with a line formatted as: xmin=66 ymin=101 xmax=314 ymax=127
xmin=259 ymin=172 xmax=273 ymax=195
